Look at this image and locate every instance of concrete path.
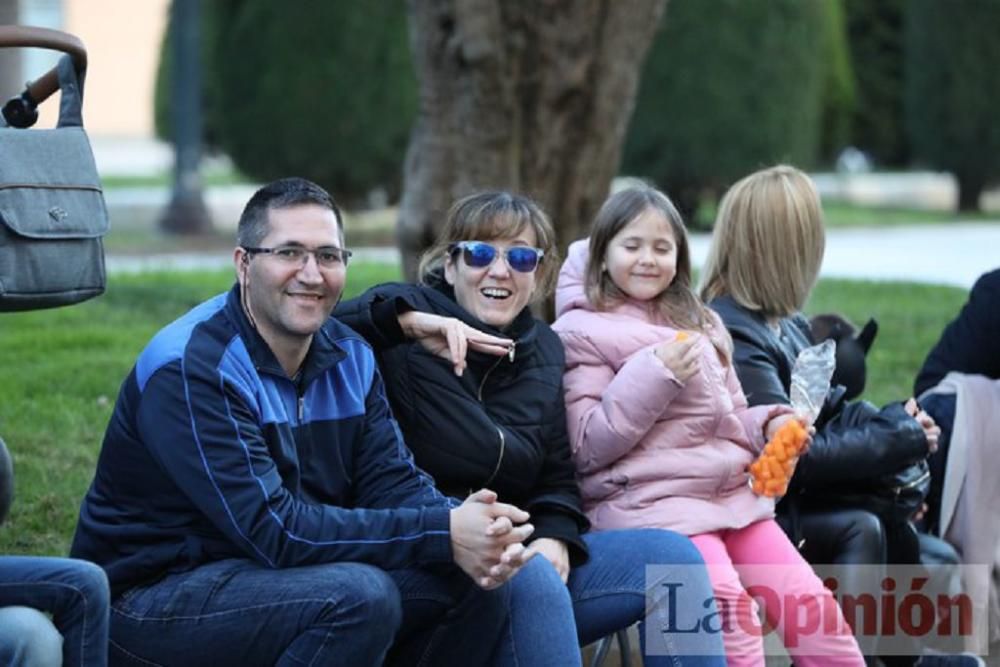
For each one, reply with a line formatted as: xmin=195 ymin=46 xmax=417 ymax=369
xmin=108 ymin=222 xmax=999 ymax=290
xmin=688 ymin=222 xmax=1000 ymax=289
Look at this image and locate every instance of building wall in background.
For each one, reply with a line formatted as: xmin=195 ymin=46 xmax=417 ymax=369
xmin=16 ymin=0 xmax=167 ymax=137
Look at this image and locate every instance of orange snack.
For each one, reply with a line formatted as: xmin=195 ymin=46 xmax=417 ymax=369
xmin=749 ymin=419 xmax=808 ymax=498
xmin=675 ymin=331 xmax=689 ymax=341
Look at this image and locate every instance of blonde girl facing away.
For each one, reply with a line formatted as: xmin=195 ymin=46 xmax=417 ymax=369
xmin=551 ymin=185 xmax=865 ymax=667
xmin=701 ymin=166 xmax=956 ymax=667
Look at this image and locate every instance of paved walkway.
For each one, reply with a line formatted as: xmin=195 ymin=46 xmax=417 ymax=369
xmin=689 ymin=222 xmax=999 ymax=289
xmin=93 ymin=137 xmax=998 ymax=288
xmin=108 ymin=222 xmax=999 ymax=290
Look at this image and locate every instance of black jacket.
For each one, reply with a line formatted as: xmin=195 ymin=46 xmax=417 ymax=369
xmin=336 ymin=277 xmax=591 ymax=565
xmin=915 ymin=267 xmax=1000 ymax=396
xmin=709 ymin=295 xmax=928 ymax=493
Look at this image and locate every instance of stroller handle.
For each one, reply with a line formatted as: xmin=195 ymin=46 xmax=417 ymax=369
xmin=0 ymin=25 xmax=87 ymax=112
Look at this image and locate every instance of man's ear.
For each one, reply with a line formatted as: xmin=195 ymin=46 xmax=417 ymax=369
xmin=856 ymin=318 xmax=878 ymax=355
xmin=234 ymin=247 xmax=250 ymax=279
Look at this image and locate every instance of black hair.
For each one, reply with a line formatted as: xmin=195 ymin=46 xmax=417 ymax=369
xmin=237 ymin=177 xmax=343 ymax=248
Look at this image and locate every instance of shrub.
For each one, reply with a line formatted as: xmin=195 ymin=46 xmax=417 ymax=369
xmin=621 ymin=0 xmax=828 ymax=225
xmin=843 ymin=0 xmax=908 ymax=167
xmin=905 ymin=0 xmax=1000 ymax=210
xmin=818 ymin=0 xmax=857 ymax=163
xmin=155 ymin=1 xmax=416 ymax=204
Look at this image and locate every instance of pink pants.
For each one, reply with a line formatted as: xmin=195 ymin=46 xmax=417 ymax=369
xmin=690 ymin=519 xmax=864 ymax=667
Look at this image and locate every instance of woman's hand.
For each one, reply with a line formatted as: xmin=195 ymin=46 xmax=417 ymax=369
xmin=531 ymin=537 xmax=570 ymax=584
xmin=398 ymin=311 xmax=513 ymax=376
xmin=653 ymin=335 xmax=700 ymax=382
xmin=904 ymin=398 xmax=940 ymax=454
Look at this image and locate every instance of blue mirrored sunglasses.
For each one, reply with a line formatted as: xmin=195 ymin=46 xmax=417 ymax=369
xmin=448 ymin=241 xmax=544 ymax=273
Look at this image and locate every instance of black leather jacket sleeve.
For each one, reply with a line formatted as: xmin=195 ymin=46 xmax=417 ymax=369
xmin=711 ymin=296 xmax=929 ymax=490
xmin=798 ymin=400 xmax=928 ymax=490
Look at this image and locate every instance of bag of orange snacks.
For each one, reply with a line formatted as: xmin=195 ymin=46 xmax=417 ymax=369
xmin=749 ymin=420 xmax=808 ymax=497
xmin=748 ymin=340 xmax=836 ymax=498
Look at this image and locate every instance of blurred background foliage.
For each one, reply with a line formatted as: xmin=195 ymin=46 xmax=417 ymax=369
xmin=154 ymin=0 xmax=1000 ymax=218
xmin=904 ymin=0 xmax=1000 ymax=211
xmin=621 ymin=0 xmax=831 ymax=224
xmin=155 ymin=0 xmax=416 ymax=207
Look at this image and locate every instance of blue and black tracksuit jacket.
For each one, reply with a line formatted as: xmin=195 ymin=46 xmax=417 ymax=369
xmin=71 ymin=285 xmax=453 ymax=597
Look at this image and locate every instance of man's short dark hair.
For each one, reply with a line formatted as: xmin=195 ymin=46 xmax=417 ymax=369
xmin=237 ymin=177 xmax=344 ymax=248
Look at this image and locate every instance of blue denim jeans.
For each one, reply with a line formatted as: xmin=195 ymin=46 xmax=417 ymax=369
xmin=0 ymin=556 xmax=110 ymax=667
xmin=504 ymin=529 xmax=726 ymax=666
xmin=0 ymin=606 xmax=63 ymax=667
xmin=108 ymin=558 xmax=511 ymax=667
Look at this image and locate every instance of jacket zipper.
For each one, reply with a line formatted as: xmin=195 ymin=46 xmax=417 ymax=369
xmin=476 ymin=342 xmax=515 ymax=487
xmin=477 ymin=343 xmax=514 ymax=401
xmin=482 ymin=428 xmax=506 ymax=488
xmin=256 ymin=362 xmax=307 ymax=423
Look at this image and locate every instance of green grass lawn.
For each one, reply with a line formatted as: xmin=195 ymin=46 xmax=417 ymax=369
xmin=0 ymin=267 xmax=967 ymax=557
xmin=820 ymin=200 xmax=996 ymax=227
xmin=692 ymin=198 xmax=996 ymax=230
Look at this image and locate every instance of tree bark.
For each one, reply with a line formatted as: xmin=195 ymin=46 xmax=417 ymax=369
xmin=956 ymin=173 xmax=984 ymax=212
xmin=398 ymin=0 xmax=668 ymax=291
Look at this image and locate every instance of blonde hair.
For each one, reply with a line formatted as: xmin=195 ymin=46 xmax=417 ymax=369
xmin=417 ymin=191 xmax=559 ymax=299
xmin=698 ymin=165 xmax=825 ymax=318
xmin=586 ymin=185 xmax=709 ymax=332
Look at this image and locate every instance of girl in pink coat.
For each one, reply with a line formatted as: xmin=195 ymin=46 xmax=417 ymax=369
xmin=551 ymin=186 xmax=863 ymax=667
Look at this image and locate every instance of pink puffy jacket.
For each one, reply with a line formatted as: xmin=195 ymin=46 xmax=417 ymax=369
xmin=551 ymin=240 xmax=787 ymax=536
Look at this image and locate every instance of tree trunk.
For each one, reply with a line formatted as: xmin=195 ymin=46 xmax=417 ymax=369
xmin=398 ymin=0 xmax=668 ymax=296
xmin=956 ymin=173 xmax=984 ymax=212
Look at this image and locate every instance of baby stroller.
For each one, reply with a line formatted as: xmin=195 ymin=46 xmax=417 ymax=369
xmin=0 ymin=25 xmax=108 ymax=313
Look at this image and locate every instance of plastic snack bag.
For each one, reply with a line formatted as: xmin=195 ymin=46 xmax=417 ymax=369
xmin=749 ymin=340 xmax=836 ymax=497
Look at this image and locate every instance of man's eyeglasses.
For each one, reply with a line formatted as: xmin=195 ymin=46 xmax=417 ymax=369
xmin=448 ymin=241 xmax=544 ymax=273
xmin=242 ymin=245 xmax=352 ymax=269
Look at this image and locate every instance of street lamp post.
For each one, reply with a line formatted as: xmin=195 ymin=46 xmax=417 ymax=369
xmin=160 ymin=0 xmax=211 ymax=234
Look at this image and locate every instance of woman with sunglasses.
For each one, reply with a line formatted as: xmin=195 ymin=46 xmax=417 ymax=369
xmin=336 ymin=191 xmax=723 ymax=665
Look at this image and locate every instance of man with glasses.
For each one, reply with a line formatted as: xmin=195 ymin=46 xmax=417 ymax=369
xmin=71 ymin=178 xmax=538 ymax=666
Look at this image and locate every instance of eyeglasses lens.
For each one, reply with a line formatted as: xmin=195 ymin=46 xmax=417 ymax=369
xmin=507 ymin=247 xmax=540 ymax=272
xmin=462 ymin=243 xmax=498 ymax=268
xmin=457 ymin=242 xmax=540 ymax=273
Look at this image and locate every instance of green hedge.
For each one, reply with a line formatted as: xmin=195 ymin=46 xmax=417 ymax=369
xmin=843 ymin=0 xmax=908 ymax=167
xmin=155 ymin=1 xmax=416 ymax=204
xmin=905 ymin=0 xmax=1000 ymax=210
xmin=622 ymin=0 xmax=829 ymax=224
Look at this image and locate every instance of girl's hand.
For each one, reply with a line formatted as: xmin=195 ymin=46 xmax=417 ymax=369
xmin=904 ymin=398 xmax=940 ymax=454
xmin=764 ymin=413 xmax=806 ymax=442
xmin=653 ymin=335 xmax=700 ymax=382
xmin=763 ymin=414 xmax=813 ymax=455
xmin=531 ymin=537 xmax=570 ymax=584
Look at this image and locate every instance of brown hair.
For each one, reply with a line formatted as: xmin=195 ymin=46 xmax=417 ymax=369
xmin=418 ymin=191 xmax=559 ymax=298
xmin=698 ymin=165 xmax=825 ymax=318
xmin=585 ymin=185 xmax=709 ymax=331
